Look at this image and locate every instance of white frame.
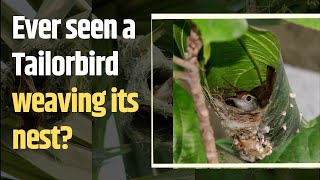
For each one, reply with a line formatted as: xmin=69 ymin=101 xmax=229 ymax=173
xmin=151 ymin=14 xmax=320 ymax=168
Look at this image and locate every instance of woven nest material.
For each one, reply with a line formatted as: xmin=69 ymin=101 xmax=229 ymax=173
xmin=4 ymin=39 xmax=90 ymax=128
xmin=117 ymin=36 xmax=172 ymax=148
xmin=206 ymin=89 xmax=273 ymax=162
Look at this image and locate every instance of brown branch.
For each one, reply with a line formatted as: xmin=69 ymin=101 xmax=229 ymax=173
xmin=173 ymin=71 xmax=189 ymax=81
xmin=173 ymin=28 xmax=219 ymax=163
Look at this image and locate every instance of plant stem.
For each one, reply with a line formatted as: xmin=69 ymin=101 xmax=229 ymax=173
xmin=173 ymin=28 xmax=219 ymax=163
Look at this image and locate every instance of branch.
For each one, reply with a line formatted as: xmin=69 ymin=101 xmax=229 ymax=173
xmin=173 ymin=28 xmax=219 ymax=163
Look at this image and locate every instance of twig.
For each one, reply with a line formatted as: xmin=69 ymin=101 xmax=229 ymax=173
xmin=173 ymin=28 xmax=219 ymax=163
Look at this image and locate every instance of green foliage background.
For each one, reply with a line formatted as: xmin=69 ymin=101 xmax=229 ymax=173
xmin=173 ymin=19 xmax=320 ymax=163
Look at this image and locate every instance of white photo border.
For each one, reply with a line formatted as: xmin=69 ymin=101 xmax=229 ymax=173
xmin=151 ymin=13 xmax=320 ymax=168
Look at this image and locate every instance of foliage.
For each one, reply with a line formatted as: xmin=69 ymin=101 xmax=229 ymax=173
xmin=192 ymin=19 xmax=248 ymax=44
xmin=173 ymin=81 xmax=207 ymax=163
xmin=285 ymin=19 xmax=320 ymax=31
xmin=173 ymin=18 xmax=320 ymax=163
xmin=260 ymin=122 xmax=320 ymax=163
xmin=258 ymin=115 xmax=320 ymax=163
xmin=205 ymin=26 xmax=279 ymax=91
xmin=304 ymin=115 xmax=320 ymax=128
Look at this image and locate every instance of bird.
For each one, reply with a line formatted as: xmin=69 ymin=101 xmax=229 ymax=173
xmin=251 ymin=66 xmax=276 ymax=107
xmin=224 ymin=66 xmax=276 ymax=112
xmin=225 ymin=91 xmax=261 ymax=112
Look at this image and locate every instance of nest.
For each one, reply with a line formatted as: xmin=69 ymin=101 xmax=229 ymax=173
xmin=2 ymin=39 xmax=90 ymax=129
xmin=205 ymin=89 xmax=273 ymax=162
xmin=117 ymin=36 xmax=173 ymax=151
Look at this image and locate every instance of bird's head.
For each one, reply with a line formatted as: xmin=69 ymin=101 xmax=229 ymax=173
xmin=225 ymin=91 xmax=261 ymax=112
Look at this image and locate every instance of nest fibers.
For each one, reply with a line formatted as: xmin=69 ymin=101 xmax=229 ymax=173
xmin=118 ymin=36 xmax=172 ymax=148
xmin=205 ymin=89 xmax=273 ymax=162
xmin=3 ymin=39 xmax=90 ymax=128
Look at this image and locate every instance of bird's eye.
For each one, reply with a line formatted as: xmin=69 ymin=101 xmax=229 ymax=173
xmin=246 ymin=95 xmax=252 ymax=101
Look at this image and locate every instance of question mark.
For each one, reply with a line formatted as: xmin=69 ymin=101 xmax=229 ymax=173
xmin=60 ymin=126 xmax=72 ymax=149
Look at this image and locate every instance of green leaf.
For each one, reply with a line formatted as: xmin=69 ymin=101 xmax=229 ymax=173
xmin=1 ymin=146 xmax=55 ymax=180
xmin=286 ymin=19 xmax=320 ymax=31
xmin=206 ymin=26 xmax=279 ymax=91
xmin=304 ymin=115 xmax=320 ymax=128
xmin=262 ymin=62 xmax=301 ymax=146
xmin=202 ymin=43 xmax=211 ymax=65
xmin=173 ymin=20 xmax=248 ymax=65
xmin=192 ymin=19 xmax=248 ymax=44
xmin=1 ymin=120 xmax=92 ymax=179
xmin=202 ymin=25 xmax=302 ymax=160
xmin=216 ymin=138 xmax=237 ymax=154
xmin=173 ymin=20 xmax=191 ymax=58
xmin=215 ymin=138 xmax=245 ymax=163
xmin=217 ymin=149 xmax=244 ymax=163
xmin=94 ymin=145 xmax=131 ymax=167
xmin=260 ymin=124 xmax=320 ymax=163
xmin=173 ymin=81 xmax=207 ymax=163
